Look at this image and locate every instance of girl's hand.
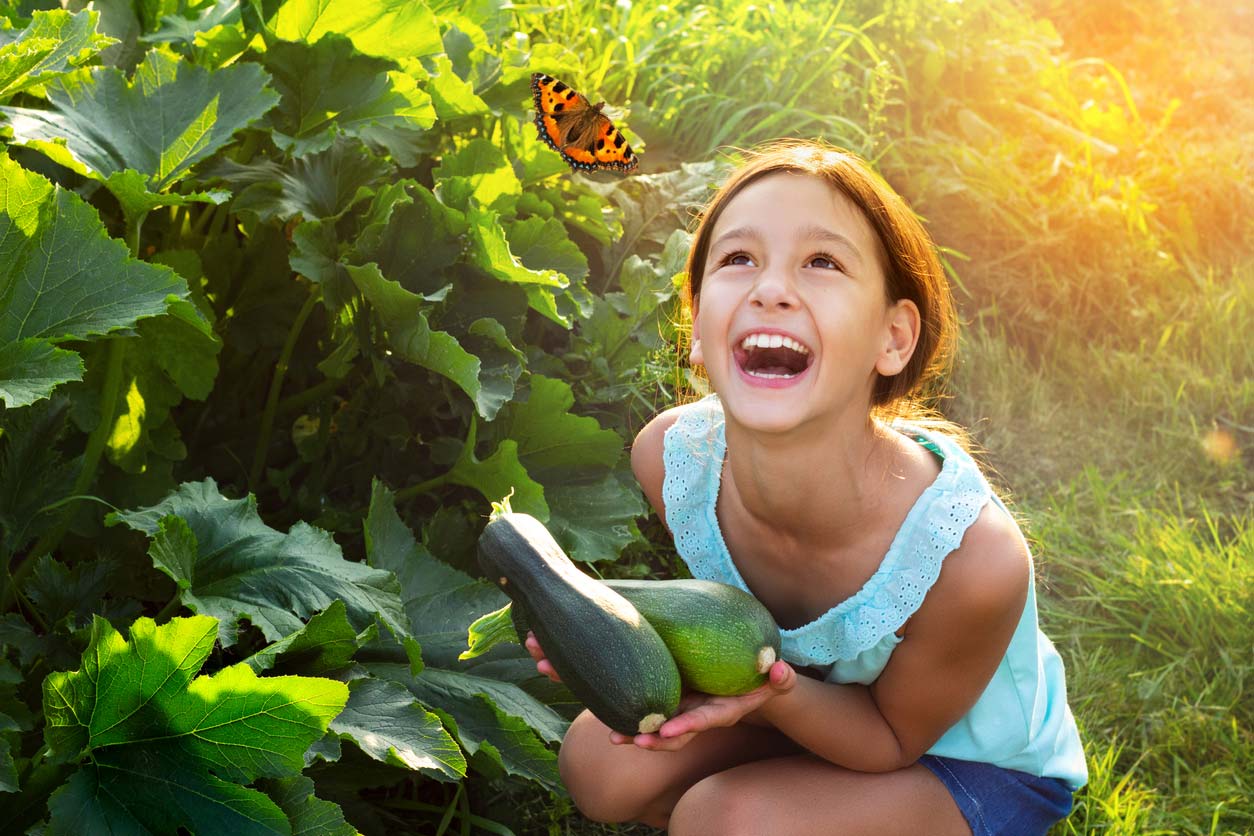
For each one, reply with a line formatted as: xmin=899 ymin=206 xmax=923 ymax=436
xmin=523 ymin=631 xmax=561 ymax=682
xmin=609 ymin=660 xmax=797 ymax=751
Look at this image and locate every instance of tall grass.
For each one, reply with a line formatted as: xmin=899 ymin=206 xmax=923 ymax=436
xmin=1027 ymin=473 xmax=1253 ymax=834
xmin=951 ymin=266 xmax=1254 ymax=509
xmin=510 ymin=0 xmax=1254 ymax=833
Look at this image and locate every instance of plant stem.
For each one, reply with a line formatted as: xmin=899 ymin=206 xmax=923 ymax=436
xmin=8 ymin=338 xmax=128 ymax=602
xmin=376 ymin=799 xmax=516 ymax=836
xmin=154 ymin=592 xmax=184 ymax=623
xmin=435 ymin=784 xmax=462 ymax=836
xmin=249 ymin=288 xmax=321 ymax=490
xmin=394 ymin=472 xmax=451 ymax=503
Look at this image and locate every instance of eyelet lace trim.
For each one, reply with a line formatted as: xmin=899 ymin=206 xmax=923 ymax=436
xmin=661 ymin=395 xmax=992 ymax=667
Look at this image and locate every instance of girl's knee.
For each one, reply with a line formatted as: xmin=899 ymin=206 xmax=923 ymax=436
xmin=558 ymin=711 xmax=651 ymax=824
xmin=668 ymin=772 xmax=770 ymax=836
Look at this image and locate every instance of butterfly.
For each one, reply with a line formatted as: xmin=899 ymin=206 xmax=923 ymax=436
xmin=531 ymin=72 xmax=639 ymax=173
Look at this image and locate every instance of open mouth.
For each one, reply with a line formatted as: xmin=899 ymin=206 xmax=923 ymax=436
xmin=733 ymin=332 xmax=814 ymax=380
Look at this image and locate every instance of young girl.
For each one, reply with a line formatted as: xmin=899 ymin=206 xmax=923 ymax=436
xmin=526 ymin=139 xmax=1087 ymax=835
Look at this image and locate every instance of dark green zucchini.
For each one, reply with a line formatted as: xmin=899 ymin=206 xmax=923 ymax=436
xmin=484 ymin=579 xmax=780 ymax=695
xmin=477 ymin=511 xmax=681 ymax=735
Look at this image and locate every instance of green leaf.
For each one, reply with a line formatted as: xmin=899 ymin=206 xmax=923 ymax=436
xmin=94 ymin=327 xmax=213 ymax=473
xmin=136 ymin=296 xmax=221 ymax=402
xmin=108 ymin=478 xmax=406 ymax=646
xmin=449 ymin=430 xmax=548 ymax=522
xmin=545 ymin=471 xmax=646 ymax=563
xmin=206 ymin=138 xmax=390 ymax=223
xmin=328 ymin=677 xmax=465 ymax=779
xmin=492 ymin=376 xmax=644 ymax=560
xmin=23 ymin=554 xmax=118 ymax=629
xmin=0 ymin=399 xmax=75 ymax=559
xmin=0 ymin=153 xmax=189 ymax=410
xmin=258 ymin=776 xmax=355 ymax=836
xmin=506 ymin=215 xmax=590 ymax=285
xmin=1 ymin=50 xmax=278 ymax=220
xmin=432 ymin=139 xmax=520 ymax=212
xmin=347 ymin=262 xmax=515 ymax=418
xmin=464 ymin=205 xmax=567 ymax=290
xmin=270 ymin=0 xmax=442 ymax=61
xmin=460 ymin=603 xmax=516 ymax=661
xmin=373 ymin=663 xmax=564 ymax=789
xmin=44 ymin=615 xmax=348 ymax=836
xmin=263 ymin=36 xmax=435 ymax=160
xmin=0 ymin=338 xmax=83 ymax=408
xmin=352 ymin=182 xmax=467 ymax=298
xmin=142 ymin=2 xmax=242 ymax=50
xmin=102 ymin=168 xmax=230 ymax=229
xmin=0 ymin=735 xmax=15 ymax=793
xmin=0 ymin=10 xmax=115 ymax=103
xmin=425 ymin=54 xmax=489 ymax=120
xmin=463 ymin=317 xmax=525 ymax=422
xmin=0 ymin=153 xmax=187 ymax=344
xmin=244 ymin=599 xmax=371 ymax=677
xmin=365 ymin=480 xmax=511 ymax=666
xmin=497 ymin=375 xmax=623 ymax=477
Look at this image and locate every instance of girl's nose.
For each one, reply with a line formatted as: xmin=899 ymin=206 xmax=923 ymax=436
xmin=748 ymin=267 xmax=798 ymax=310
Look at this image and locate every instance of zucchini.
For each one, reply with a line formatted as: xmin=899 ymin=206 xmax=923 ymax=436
xmin=602 ymin=579 xmax=780 ymax=696
xmin=477 ymin=511 xmax=681 ymax=735
xmin=464 ymin=579 xmax=781 ymax=697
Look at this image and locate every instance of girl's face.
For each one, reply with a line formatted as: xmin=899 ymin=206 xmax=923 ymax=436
xmin=691 ymin=172 xmax=919 ymax=434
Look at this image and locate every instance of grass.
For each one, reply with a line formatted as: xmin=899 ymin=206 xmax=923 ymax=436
xmin=506 ymin=0 xmax=1253 ymax=833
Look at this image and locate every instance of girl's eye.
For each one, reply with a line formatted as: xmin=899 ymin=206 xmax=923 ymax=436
xmin=808 ymin=253 xmax=841 ymax=270
xmin=723 ymin=252 xmax=755 ymax=267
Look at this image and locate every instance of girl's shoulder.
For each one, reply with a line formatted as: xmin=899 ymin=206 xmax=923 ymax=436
xmin=630 ymin=399 xmax=719 ymax=529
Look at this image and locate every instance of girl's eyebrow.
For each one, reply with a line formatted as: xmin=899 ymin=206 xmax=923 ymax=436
xmin=710 ymin=224 xmax=865 ymax=266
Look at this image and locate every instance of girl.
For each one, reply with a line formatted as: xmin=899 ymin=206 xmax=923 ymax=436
xmin=527 ymin=139 xmax=1087 ymax=835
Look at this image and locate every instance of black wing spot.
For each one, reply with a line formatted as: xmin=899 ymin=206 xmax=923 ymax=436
xmin=553 ymin=81 xmax=569 ymax=93
xmin=553 ymin=102 xmax=565 ymax=112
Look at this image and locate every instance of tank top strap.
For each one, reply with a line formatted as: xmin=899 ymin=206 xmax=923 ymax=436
xmin=660 ymin=396 xmax=739 ymax=587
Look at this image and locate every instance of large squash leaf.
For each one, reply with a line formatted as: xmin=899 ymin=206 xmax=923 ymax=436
xmin=0 ymin=153 xmax=186 ymax=408
xmin=326 ymin=677 xmax=465 ymax=779
xmin=0 ymin=10 xmax=115 ymax=103
xmin=269 ymin=0 xmax=443 ymax=62
xmin=43 ymin=615 xmax=348 ymax=836
xmin=492 ymin=375 xmax=645 ymax=561
xmin=107 ymin=479 xmax=406 ymax=647
xmin=363 ymin=482 xmax=563 ymax=787
xmin=261 ymin=36 xmax=435 ymax=161
xmin=364 ymin=480 xmax=503 ymax=667
xmin=238 ymin=601 xmax=468 ymax=783
xmin=0 ymin=50 xmax=276 ymax=224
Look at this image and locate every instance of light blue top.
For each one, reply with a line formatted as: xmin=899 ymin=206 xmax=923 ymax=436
xmin=661 ymin=395 xmax=1088 ymax=789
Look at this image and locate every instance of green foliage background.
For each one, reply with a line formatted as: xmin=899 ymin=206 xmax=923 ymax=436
xmin=0 ymin=0 xmax=1248 ymax=833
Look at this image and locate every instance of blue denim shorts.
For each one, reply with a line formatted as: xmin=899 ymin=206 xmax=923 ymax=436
xmin=918 ymin=754 xmax=1076 ymax=836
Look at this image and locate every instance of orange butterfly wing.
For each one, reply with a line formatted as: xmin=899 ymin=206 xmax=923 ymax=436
xmin=531 ymin=73 xmax=638 ymax=172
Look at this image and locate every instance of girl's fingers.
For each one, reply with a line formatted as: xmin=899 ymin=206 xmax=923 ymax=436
xmin=523 ymin=632 xmax=542 ymax=658
xmin=523 ymin=633 xmax=561 ymax=681
xmin=635 ymin=730 xmax=695 ymax=751
xmin=769 ymin=659 xmax=795 ymax=690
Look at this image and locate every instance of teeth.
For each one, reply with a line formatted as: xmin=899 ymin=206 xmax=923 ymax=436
xmin=746 ymin=370 xmax=795 ymax=379
xmin=739 ymin=333 xmax=810 ymax=355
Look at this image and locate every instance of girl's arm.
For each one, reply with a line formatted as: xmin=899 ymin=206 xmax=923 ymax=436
xmin=655 ymin=504 xmax=1030 ymax=771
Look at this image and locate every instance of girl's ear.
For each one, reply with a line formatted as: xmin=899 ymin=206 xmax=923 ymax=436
xmin=876 ymin=298 xmax=920 ymax=377
xmin=688 ymin=300 xmax=704 ymax=367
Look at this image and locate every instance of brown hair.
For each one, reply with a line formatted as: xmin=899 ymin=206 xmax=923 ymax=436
xmin=683 ymin=139 xmax=959 ymax=426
